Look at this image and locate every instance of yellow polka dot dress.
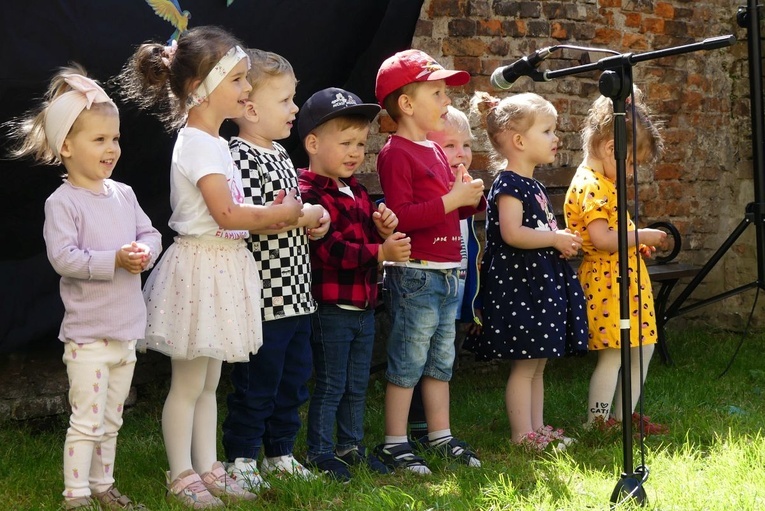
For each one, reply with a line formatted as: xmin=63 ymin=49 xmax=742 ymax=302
xmin=564 ymin=166 xmax=658 ymax=350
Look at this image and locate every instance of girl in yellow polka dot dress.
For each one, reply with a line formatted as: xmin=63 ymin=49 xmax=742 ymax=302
xmin=564 ymin=88 xmax=669 ymax=434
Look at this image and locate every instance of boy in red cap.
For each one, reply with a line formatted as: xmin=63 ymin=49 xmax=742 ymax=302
xmin=373 ymin=49 xmax=486 ymax=474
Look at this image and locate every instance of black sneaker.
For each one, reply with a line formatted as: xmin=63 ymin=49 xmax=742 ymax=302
xmin=306 ymin=454 xmax=352 ymax=483
xmin=429 ymin=436 xmax=481 ymax=467
xmin=372 ymin=443 xmax=431 ymax=475
xmin=337 ymin=446 xmax=392 ymax=475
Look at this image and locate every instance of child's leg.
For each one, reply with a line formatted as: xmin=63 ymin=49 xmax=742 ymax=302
xmin=378 ymin=267 xmax=459 ymax=472
xmin=89 ymin=341 xmax=138 ymax=494
xmin=307 ymin=307 xmax=348 ymax=459
xmin=506 ymin=358 xmax=545 ymax=443
xmin=191 ymin=358 xmax=223 ymax=472
xmin=335 ymin=308 xmax=376 ymax=452
xmin=418 ymin=270 xmax=479 ymax=466
xmin=421 ymin=377 xmax=450 ymax=433
xmin=222 ymin=316 xmax=310 ymax=462
xmin=383 ymin=266 xmax=440 ymax=437
xmin=62 ymin=341 xmax=117 ymax=500
xmin=613 ymin=344 xmax=655 ymax=418
xmin=419 ymin=268 xmax=460 ymax=434
xmin=307 ymin=306 xmax=373 ymax=458
xmin=163 ymin=356 xmax=221 ymax=480
xmin=587 ymin=348 xmax=622 ymax=423
xmin=384 ymin=383 xmax=415 ymax=436
xmin=262 ymin=316 xmax=312 ymax=458
xmin=530 ymin=358 xmax=547 ymax=432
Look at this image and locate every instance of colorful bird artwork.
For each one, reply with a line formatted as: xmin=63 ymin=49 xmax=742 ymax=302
xmin=146 ymin=0 xmax=191 ymax=43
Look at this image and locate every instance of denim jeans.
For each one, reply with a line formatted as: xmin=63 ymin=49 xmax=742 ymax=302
xmin=306 ymin=305 xmax=375 ymax=458
xmin=222 ymin=315 xmax=312 ymax=460
xmin=384 ymin=266 xmax=460 ymax=388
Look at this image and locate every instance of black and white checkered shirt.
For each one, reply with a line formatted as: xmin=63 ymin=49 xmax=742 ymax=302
xmin=230 ymin=137 xmax=316 ymax=321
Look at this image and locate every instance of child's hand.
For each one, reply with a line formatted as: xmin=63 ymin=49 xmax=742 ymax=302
xmin=264 ymin=190 xmax=288 ymax=230
xmin=116 ymin=242 xmax=148 ymax=274
xmin=278 ymin=189 xmax=304 ymax=226
xmin=130 ymin=242 xmax=153 ymax=270
xmin=459 ymin=164 xmax=474 ymax=183
xmin=449 ymin=165 xmax=484 ymax=207
xmin=468 ymin=309 xmax=483 ymax=336
xmin=308 ymin=205 xmax=330 ymax=240
xmin=638 ymin=228 xmax=667 ymax=248
xmin=379 ymin=232 xmax=411 ymax=262
xmin=553 ymin=229 xmax=582 ymax=259
xmin=638 ymin=244 xmax=656 ymax=258
xmin=372 ymin=203 xmax=398 ymax=238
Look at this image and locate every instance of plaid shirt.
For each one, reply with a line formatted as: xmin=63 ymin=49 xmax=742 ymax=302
xmin=297 ymin=169 xmax=383 ymax=309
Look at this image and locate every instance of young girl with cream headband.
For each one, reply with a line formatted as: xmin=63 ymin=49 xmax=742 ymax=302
xmin=7 ymin=65 xmax=160 ymax=510
xmin=120 ymin=26 xmax=303 ymax=508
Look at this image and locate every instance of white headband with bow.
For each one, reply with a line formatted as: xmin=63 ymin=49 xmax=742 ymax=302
xmin=44 ymin=74 xmax=115 ymax=160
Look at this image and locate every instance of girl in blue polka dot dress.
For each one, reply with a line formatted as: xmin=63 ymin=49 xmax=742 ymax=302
xmin=470 ymin=91 xmax=588 ymax=450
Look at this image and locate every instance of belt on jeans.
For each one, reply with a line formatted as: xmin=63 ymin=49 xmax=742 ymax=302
xmin=406 ymin=260 xmax=459 ymax=275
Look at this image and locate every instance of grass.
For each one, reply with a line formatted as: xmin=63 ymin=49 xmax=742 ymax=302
xmin=2 ymin=327 xmax=765 ymax=510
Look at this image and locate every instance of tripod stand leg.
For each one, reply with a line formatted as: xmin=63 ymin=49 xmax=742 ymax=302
xmin=664 ymin=214 xmax=753 ymax=320
xmin=653 ymin=279 xmax=678 ymax=365
xmin=610 ymin=473 xmax=647 ymax=508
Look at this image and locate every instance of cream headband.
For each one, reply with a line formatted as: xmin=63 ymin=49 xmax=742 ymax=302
xmin=186 ymin=45 xmax=250 ymax=109
xmin=44 ymin=74 xmax=116 ymax=160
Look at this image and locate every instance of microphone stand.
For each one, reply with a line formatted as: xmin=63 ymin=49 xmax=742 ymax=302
xmin=520 ymin=34 xmax=735 ymax=507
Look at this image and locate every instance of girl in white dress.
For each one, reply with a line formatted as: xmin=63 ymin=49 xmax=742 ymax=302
xmin=120 ymin=26 xmax=303 ymax=508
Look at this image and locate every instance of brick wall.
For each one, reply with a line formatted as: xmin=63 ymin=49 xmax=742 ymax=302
xmin=365 ymin=0 xmax=759 ymax=328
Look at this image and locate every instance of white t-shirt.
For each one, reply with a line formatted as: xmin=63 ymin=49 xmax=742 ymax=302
xmin=168 ymin=127 xmax=249 ymax=239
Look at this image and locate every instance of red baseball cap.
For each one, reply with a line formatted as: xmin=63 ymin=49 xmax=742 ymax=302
xmin=375 ymin=49 xmax=470 ymax=106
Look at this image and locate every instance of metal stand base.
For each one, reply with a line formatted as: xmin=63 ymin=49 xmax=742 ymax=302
xmin=610 ymin=473 xmax=647 ymax=508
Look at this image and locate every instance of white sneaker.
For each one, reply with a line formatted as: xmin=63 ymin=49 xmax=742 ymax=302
xmin=223 ymin=457 xmax=270 ymax=492
xmin=261 ymin=454 xmax=316 ymax=480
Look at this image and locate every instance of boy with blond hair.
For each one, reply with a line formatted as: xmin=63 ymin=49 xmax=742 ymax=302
xmin=222 ymin=49 xmax=330 ymax=490
xmin=373 ymin=49 xmax=486 ymax=474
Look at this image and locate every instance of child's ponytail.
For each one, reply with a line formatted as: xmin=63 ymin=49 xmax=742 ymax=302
xmin=118 ymin=25 xmax=245 ymax=131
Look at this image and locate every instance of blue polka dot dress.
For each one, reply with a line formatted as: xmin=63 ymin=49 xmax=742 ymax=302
xmin=474 ymin=170 xmax=588 ymax=361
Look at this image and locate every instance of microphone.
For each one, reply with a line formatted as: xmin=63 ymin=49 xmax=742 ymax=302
xmin=490 ymin=47 xmax=555 ymax=89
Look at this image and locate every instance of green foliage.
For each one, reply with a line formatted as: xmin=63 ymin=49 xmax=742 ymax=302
xmin=2 ymin=327 xmax=765 ymax=510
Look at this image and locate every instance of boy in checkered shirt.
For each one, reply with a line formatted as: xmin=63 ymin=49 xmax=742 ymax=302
xmin=297 ymin=87 xmax=411 ymax=481
xmin=221 ymin=49 xmax=330 ymax=489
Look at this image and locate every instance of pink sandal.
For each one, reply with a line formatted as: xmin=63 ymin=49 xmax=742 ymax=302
xmin=201 ymin=461 xmax=257 ymax=502
xmin=166 ymin=469 xmax=224 ymax=509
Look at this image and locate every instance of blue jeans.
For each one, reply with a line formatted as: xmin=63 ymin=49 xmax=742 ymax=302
xmin=222 ymin=315 xmax=312 ymax=460
xmin=306 ymin=305 xmax=375 ymax=458
xmin=384 ymin=266 xmax=460 ymax=388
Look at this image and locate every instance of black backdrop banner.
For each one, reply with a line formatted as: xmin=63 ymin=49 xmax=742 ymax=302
xmin=0 ymin=0 xmax=423 ymax=352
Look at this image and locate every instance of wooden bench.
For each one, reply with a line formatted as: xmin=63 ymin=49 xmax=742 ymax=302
xmin=355 ymin=167 xmax=700 ymax=365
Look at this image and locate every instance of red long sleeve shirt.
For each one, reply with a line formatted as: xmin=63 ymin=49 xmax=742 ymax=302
xmin=377 ymin=135 xmax=485 ymax=263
